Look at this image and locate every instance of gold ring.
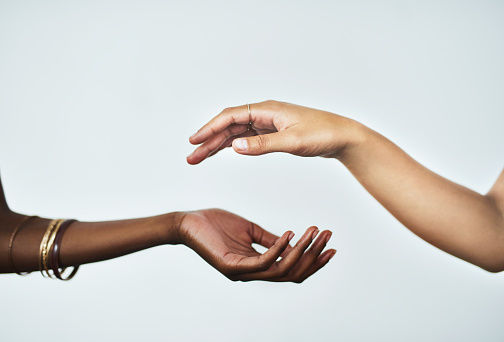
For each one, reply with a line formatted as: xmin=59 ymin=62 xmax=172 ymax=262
xmin=246 ymin=104 xmax=252 ymax=130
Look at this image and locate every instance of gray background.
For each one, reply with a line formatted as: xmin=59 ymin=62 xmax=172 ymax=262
xmin=1 ymin=0 xmax=503 ymax=341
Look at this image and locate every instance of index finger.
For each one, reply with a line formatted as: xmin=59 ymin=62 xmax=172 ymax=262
xmin=190 ymin=105 xmax=251 ymax=145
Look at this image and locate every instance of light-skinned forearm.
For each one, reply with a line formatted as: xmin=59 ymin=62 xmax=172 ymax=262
xmin=339 ymin=124 xmax=504 ymax=272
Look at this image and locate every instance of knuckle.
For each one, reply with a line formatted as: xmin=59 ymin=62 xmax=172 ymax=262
xmin=255 ymin=134 xmax=269 ymax=150
xmin=266 ymin=99 xmax=284 ymax=111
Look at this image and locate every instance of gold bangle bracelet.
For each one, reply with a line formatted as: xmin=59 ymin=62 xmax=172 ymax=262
xmin=43 ymin=219 xmax=65 ymax=278
xmin=8 ymin=215 xmax=38 ymax=275
xmin=39 ymin=219 xmax=63 ymax=277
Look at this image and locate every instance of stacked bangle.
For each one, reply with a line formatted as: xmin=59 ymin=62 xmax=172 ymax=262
xmin=50 ymin=219 xmax=79 ymax=280
xmin=39 ymin=219 xmax=63 ymax=277
xmin=38 ymin=218 xmax=79 ymax=280
xmin=8 ymin=215 xmax=38 ymax=275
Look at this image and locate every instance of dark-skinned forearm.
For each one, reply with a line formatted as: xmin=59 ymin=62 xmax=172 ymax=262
xmin=0 ymin=174 xmax=185 ymax=274
xmin=0 ymin=209 xmax=183 ymax=274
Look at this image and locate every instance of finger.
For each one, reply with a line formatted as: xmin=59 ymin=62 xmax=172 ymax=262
xmin=273 ymin=226 xmax=319 ymax=274
xmin=250 ymin=223 xmax=293 ymax=258
xmin=187 ymin=124 xmax=248 ymax=164
xmin=231 ymin=230 xmax=294 ymax=274
xmin=236 ymin=226 xmax=318 ymax=281
xmin=190 ymin=105 xmax=251 ymax=145
xmin=231 ymin=130 xmax=296 ymax=156
xmin=279 ymin=244 xmax=293 ymax=258
xmin=205 ymin=129 xmax=256 ymax=160
xmin=297 ymin=249 xmax=337 ymax=283
xmin=285 ymin=230 xmax=332 ymax=282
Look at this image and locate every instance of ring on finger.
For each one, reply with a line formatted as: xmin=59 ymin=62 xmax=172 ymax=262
xmin=246 ymin=103 xmax=252 ymax=130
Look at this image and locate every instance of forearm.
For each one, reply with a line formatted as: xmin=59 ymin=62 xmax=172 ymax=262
xmin=339 ymin=125 xmax=504 ymax=272
xmin=0 ymin=211 xmax=183 ymax=274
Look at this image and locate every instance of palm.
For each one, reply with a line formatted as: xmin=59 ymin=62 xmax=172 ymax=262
xmin=180 ymin=209 xmax=261 ymax=268
xmin=179 ymin=208 xmax=336 ymax=282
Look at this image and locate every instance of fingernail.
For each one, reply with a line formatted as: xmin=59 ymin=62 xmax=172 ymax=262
xmin=325 ymin=232 xmax=332 ymax=243
xmin=234 ymin=139 xmax=248 ymax=151
xmin=288 ymin=232 xmax=295 ymax=242
xmin=328 ymin=250 xmax=337 ymax=260
xmin=311 ymin=229 xmax=319 ymax=240
xmin=190 ymin=132 xmax=197 ymax=139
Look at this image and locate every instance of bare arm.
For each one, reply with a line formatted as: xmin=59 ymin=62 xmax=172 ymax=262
xmin=340 ymin=127 xmax=504 ymax=272
xmin=0 ymin=173 xmax=334 ymax=281
xmin=188 ymin=100 xmax=504 ymax=272
xmin=1 ymin=211 xmax=181 ymax=273
xmin=0 ymin=176 xmax=182 ymax=273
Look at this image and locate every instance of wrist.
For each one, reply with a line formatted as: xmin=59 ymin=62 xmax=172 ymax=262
xmin=160 ymin=211 xmax=187 ymax=245
xmin=336 ymin=120 xmax=373 ymax=165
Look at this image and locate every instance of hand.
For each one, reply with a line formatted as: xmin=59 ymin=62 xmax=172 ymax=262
xmin=178 ymin=208 xmax=336 ymax=282
xmin=187 ymin=100 xmax=365 ymax=165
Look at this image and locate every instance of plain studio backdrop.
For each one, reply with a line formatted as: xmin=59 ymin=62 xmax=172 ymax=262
xmin=1 ymin=1 xmax=503 ymax=341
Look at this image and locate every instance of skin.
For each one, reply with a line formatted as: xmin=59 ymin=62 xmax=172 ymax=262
xmin=0 ymin=175 xmax=335 ymax=282
xmin=187 ymin=100 xmax=504 ymax=272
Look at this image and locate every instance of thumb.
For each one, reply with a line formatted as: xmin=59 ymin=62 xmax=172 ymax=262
xmin=232 ymin=131 xmax=293 ymax=156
